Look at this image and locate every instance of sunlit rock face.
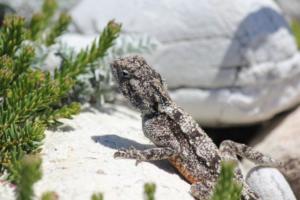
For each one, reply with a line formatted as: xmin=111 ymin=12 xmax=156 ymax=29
xmin=70 ymin=0 xmax=300 ymax=126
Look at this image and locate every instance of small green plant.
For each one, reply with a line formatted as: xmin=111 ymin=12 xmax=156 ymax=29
xmin=15 ymin=155 xmax=42 ymax=200
xmin=144 ymin=182 xmax=156 ymax=200
xmin=211 ymin=161 xmax=242 ymax=200
xmin=91 ymin=193 xmax=104 ymax=200
xmin=41 ymin=191 xmax=58 ymax=200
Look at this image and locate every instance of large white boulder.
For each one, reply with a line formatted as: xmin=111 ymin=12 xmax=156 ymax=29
xmin=69 ymin=0 xmax=300 ymax=126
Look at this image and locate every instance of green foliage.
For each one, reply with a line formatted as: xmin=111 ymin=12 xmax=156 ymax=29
xmin=45 ymin=12 xmax=71 ymax=46
xmin=0 ymin=0 xmax=121 ymax=183
xmin=0 ymin=15 xmax=26 ymax=56
xmin=41 ymin=191 xmax=58 ymax=200
xmin=56 ymin=20 xmax=121 ymax=80
xmin=211 ymin=161 xmax=242 ymax=200
xmin=27 ymin=0 xmax=71 ymax=46
xmin=15 ymin=155 xmax=42 ymax=200
xmin=54 ymin=20 xmax=122 ymax=105
xmin=144 ymin=183 xmax=156 ymax=200
xmin=291 ymin=20 xmax=300 ymax=49
xmin=66 ymin=34 xmax=157 ymax=105
xmin=91 ymin=193 xmax=104 ymax=200
xmin=28 ymin=0 xmax=58 ymax=41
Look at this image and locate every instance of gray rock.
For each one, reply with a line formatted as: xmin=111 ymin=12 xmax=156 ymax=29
xmin=1 ymin=0 xmax=80 ymax=19
xmin=275 ymin=0 xmax=300 ymax=21
xmin=246 ymin=167 xmax=296 ymax=200
xmin=69 ymin=0 xmax=300 ymax=126
xmin=0 ymin=178 xmax=14 ymax=200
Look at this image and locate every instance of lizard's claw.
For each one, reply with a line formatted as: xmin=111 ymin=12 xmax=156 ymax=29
xmin=114 ymin=149 xmax=127 ymax=159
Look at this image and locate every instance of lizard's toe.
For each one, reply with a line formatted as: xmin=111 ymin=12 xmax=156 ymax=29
xmin=114 ymin=150 xmax=127 ymax=158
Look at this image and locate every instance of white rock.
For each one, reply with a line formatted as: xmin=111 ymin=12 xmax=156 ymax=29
xmin=69 ymin=0 xmax=300 ymax=126
xmin=33 ymin=105 xmax=193 ymax=200
xmin=0 ymin=178 xmax=15 ymax=200
xmin=246 ymin=167 xmax=297 ymax=200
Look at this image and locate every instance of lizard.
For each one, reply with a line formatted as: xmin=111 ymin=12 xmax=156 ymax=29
xmin=110 ymin=55 xmax=281 ymax=200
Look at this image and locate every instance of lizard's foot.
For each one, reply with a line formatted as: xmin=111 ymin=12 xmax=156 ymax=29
xmin=114 ymin=146 xmax=143 ymax=165
xmin=114 ymin=146 xmax=178 ymax=166
xmin=114 ymin=146 xmax=137 ymax=159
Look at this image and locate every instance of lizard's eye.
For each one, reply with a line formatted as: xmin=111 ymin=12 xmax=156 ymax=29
xmin=121 ymin=70 xmax=130 ymax=79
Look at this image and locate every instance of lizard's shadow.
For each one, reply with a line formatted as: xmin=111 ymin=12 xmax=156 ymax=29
xmin=91 ymin=134 xmax=177 ymax=174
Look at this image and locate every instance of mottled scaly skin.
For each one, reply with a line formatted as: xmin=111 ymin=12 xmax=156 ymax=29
xmin=111 ymin=55 xmax=281 ymax=200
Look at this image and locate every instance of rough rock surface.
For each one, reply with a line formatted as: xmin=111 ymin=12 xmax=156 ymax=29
xmin=248 ymin=106 xmax=300 ymax=199
xmin=69 ymin=0 xmax=300 ymax=126
xmin=0 ymin=179 xmax=14 ymax=200
xmin=33 ymin=104 xmax=193 ymax=200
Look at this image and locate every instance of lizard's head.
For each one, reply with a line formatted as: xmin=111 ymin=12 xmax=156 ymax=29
xmin=111 ymin=55 xmax=171 ymax=114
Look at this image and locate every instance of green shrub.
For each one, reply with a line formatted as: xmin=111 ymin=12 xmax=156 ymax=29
xmin=91 ymin=193 xmax=104 ymax=200
xmin=144 ymin=183 xmax=156 ymax=200
xmin=211 ymin=161 xmax=242 ymax=200
xmin=15 ymin=155 xmax=42 ymax=200
xmin=0 ymin=0 xmax=121 ymax=182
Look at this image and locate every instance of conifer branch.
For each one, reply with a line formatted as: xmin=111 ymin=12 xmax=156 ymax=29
xmin=0 ymin=0 xmax=121 ymax=183
xmin=28 ymin=0 xmax=58 ymax=41
xmin=0 ymin=16 xmax=26 ymax=56
xmin=45 ymin=13 xmax=71 ymax=46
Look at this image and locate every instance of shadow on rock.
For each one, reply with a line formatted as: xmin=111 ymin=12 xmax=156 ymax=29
xmin=48 ymin=124 xmax=76 ymax=132
xmin=91 ymin=134 xmax=177 ymax=174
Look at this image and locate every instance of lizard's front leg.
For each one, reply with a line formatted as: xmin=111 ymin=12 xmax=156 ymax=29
xmin=114 ymin=146 xmax=178 ymax=164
